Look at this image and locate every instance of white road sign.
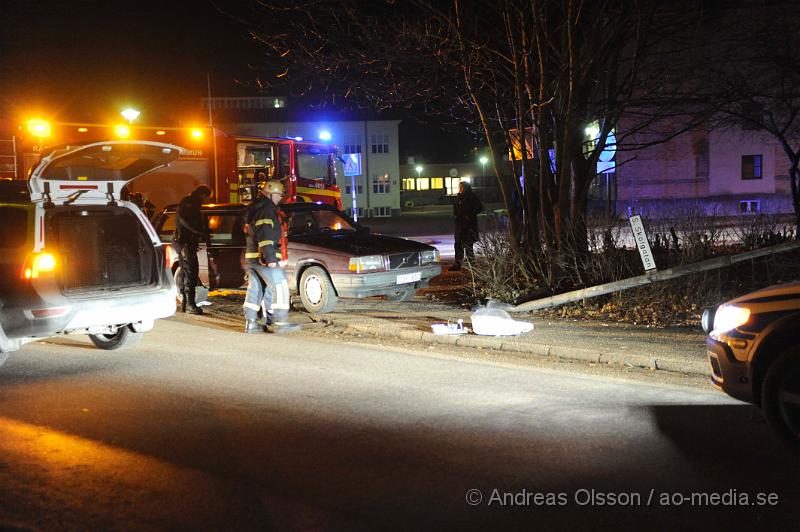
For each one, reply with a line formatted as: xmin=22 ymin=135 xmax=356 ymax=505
xmin=628 ymin=215 xmax=657 ymax=272
xmin=343 ymin=153 xmax=362 ymax=176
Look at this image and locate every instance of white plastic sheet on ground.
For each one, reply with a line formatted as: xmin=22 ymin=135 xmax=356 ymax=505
xmin=470 ymin=308 xmax=533 ymax=336
xmin=431 ymin=319 xmax=468 ymax=335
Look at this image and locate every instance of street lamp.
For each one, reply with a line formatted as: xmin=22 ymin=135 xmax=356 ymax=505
xmin=415 ymin=165 xmax=423 ymax=181
xmin=479 ymin=156 xmax=488 ymax=179
xmin=121 ymin=108 xmax=140 ymax=124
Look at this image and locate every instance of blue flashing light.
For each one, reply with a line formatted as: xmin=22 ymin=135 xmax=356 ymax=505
xmin=314 ymin=201 xmax=323 ymax=205
xmin=319 ymin=131 xmax=332 ymax=141
xmin=294 ymin=136 xmax=303 ymax=141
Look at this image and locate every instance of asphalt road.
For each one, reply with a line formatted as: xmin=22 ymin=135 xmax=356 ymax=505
xmin=0 ymin=318 xmax=797 ymax=530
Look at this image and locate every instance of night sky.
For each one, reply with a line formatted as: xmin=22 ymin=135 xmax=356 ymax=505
xmin=1 ymin=0 xmax=257 ymax=122
xmin=1 ymin=0 xmax=477 ymax=162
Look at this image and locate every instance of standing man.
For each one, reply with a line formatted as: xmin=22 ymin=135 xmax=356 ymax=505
xmin=174 ymin=185 xmax=212 ymax=314
xmin=450 ymin=181 xmax=483 ymax=271
xmin=243 ymin=180 xmax=301 ymax=334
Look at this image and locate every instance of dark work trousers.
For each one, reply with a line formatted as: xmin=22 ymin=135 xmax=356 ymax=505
xmin=177 ymin=240 xmax=200 ymax=302
xmin=454 ymin=231 xmax=476 ymax=265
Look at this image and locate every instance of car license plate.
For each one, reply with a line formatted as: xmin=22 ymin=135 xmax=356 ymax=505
xmin=396 ymin=271 xmax=421 ymax=284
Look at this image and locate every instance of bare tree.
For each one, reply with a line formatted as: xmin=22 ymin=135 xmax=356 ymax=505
xmin=227 ymin=0 xmax=710 ymax=284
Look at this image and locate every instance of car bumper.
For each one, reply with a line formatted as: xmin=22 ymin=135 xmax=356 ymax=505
xmin=0 ymin=286 xmax=176 ymax=343
xmin=331 ymin=264 xmax=442 ymax=298
xmin=707 ymin=337 xmax=754 ymax=404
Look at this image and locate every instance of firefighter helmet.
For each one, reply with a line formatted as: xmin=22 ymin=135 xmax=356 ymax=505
xmin=259 ymin=180 xmax=285 ymax=196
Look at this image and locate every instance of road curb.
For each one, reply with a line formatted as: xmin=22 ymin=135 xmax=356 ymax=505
xmin=342 ymin=320 xmax=709 ymax=376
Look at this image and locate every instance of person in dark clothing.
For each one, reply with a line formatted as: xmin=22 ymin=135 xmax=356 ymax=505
xmin=450 ymin=181 xmax=483 ymax=272
xmin=174 ymin=185 xmax=212 ymax=314
xmin=242 ymin=180 xmax=301 ymax=334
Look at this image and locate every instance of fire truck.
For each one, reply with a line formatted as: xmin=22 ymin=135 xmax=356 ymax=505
xmin=11 ymin=120 xmax=343 ymax=210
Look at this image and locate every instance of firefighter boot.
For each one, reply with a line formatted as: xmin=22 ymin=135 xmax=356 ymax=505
xmin=244 ymin=319 xmax=262 ymax=334
xmin=270 ymin=309 xmax=301 ymax=334
xmin=180 ymin=290 xmax=188 ymax=313
xmin=186 ymin=287 xmax=204 ymax=315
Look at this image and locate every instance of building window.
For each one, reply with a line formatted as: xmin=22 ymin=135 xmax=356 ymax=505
xmin=373 ymin=174 xmax=391 ymax=194
xmin=416 ymin=178 xmax=430 ymax=190
xmin=430 ymin=177 xmax=444 ymax=189
xmin=346 ymin=207 xmax=363 ymax=218
xmin=402 ymin=178 xmax=415 ymax=190
xmin=343 ymin=134 xmax=362 ymax=154
xmin=344 ymin=184 xmax=363 ymax=194
xmin=739 ymin=199 xmax=761 ymax=214
xmin=742 ymin=155 xmax=762 ymax=180
xmin=371 ymin=134 xmax=389 ymax=154
xmin=373 ymin=206 xmax=391 ymax=217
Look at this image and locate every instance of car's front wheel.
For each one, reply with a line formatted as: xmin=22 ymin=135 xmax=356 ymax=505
xmin=762 ymin=347 xmax=800 ymax=448
xmin=299 ymin=266 xmax=338 ymax=314
xmin=88 ymin=326 xmax=143 ymax=350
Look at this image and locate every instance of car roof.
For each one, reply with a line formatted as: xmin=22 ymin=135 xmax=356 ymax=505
xmin=160 ymin=201 xmax=341 ymax=214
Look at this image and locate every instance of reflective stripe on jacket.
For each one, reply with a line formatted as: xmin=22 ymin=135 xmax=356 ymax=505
xmin=244 ymin=196 xmax=288 ymax=264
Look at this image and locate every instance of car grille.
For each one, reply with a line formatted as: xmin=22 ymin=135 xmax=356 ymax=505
xmin=387 ymin=251 xmax=419 ymax=270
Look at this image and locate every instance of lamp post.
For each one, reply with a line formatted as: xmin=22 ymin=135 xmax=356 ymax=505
xmin=415 ymin=165 xmax=423 ymax=205
xmin=479 ymin=156 xmax=488 ymax=180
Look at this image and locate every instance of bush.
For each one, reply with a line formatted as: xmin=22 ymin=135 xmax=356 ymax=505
xmin=465 ymin=212 xmax=800 ymax=327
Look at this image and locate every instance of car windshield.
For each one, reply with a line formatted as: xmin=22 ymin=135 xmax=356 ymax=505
xmin=295 ymin=144 xmax=332 ymax=182
xmin=287 ymin=208 xmax=356 ymax=236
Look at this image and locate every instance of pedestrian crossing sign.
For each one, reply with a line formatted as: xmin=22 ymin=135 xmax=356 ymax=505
xmin=343 ymin=153 xmax=362 ymax=176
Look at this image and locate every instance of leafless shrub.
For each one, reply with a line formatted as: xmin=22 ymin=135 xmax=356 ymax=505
xmin=645 ymin=204 xmax=724 ymax=264
xmin=732 ymin=213 xmax=791 ymax=249
xmin=467 ymin=210 xmax=800 ymax=326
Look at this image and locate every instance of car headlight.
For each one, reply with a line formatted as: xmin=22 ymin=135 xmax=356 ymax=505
xmin=420 ymin=249 xmax=440 ymax=264
xmin=349 ymin=255 xmax=385 ymax=273
xmin=712 ymin=305 xmax=750 ymax=334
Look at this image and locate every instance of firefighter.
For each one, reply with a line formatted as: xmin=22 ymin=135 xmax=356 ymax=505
xmin=174 ymin=185 xmax=212 ymax=314
xmin=243 ymin=180 xmax=302 ymax=334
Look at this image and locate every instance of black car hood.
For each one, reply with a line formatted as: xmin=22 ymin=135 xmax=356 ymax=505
xmin=290 ymin=231 xmax=434 ymax=255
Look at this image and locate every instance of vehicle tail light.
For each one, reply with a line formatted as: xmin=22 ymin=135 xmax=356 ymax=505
xmin=21 ymin=251 xmax=57 ymax=280
xmin=31 ymin=307 xmax=69 ymax=318
xmin=164 ymin=243 xmax=178 ymax=268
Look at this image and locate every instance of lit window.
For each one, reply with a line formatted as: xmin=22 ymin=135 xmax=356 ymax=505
xmin=373 ymin=173 xmax=391 ymax=194
xmin=416 ymin=178 xmax=430 ymax=191
xmin=742 ymin=155 xmax=762 ymax=180
xmin=402 ymin=178 xmax=415 ymax=190
xmin=739 ymin=199 xmax=761 ymax=214
xmin=430 ymin=177 xmax=444 ymax=189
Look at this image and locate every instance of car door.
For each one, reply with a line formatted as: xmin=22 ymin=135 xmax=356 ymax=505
xmin=204 ymin=210 xmax=247 ymax=289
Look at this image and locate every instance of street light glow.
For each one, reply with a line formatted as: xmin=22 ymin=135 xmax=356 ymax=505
xmin=115 ymin=125 xmax=131 ymax=138
xmin=319 ymin=131 xmax=332 ymax=141
xmin=27 ymin=119 xmax=52 ymax=138
xmin=121 ymin=108 xmax=141 ymax=123
xmin=479 ymin=156 xmax=488 ymax=164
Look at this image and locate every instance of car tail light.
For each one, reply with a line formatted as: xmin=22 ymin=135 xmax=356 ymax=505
xmin=164 ymin=243 xmax=178 ymax=268
xmin=21 ymin=251 xmax=57 ymax=280
xmin=30 ymin=307 xmax=69 ymax=318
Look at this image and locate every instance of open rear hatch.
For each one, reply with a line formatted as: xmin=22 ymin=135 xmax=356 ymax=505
xmin=28 ymin=141 xmax=182 ymax=293
xmin=29 ymin=141 xmax=181 ymax=205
